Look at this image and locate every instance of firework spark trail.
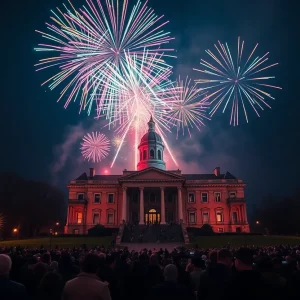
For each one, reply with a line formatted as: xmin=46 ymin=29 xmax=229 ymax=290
xmin=81 ymin=132 xmax=111 ymax=162
xmin=35 ymin=0 xmax=175 ymax=117
xmin=194 ymin=37 xmax=282 ymax=126
xmin=167 ymin=76 xmax=210 ymax=138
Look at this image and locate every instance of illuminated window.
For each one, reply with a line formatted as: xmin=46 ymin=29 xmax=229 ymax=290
xmin=143 ymin=150 xmax=147 ymax=160
xmin=230 ymin=192 xmax=236 ymax=198
xmin=77 ymin=193 xmax=84 ymax=201
xmin=216 ymin=212 xmax=223 ymax=222
xmin=158 ymin=150 xmax=162 ymax=160
xmin=108 ymin=213 xmax=114 ymax=224
xmin=108 ymin=194 xmax=114 ymax=203
xmin=189 ymin=212 xmax=196 ymax=223
xmin=93 ymin=213 xmax=100 ymax=224
xmin=215 ymin=193 xmax=221 ymax=202
xmin=76 ymin=212 xmax=83 ymax=224
xmin=201 ymin=193 xmax=208 ymax=202
xmin=150 ymin=149 xmax=155 ymax=159
xmin=232 ymin=212 xmax=238 ymax=223
xmin=218 ymin=228 xmax=224 ymax=233
xmin=203 ymin=212 xmax=209 ymax=223
xmin=74 ymin=229 xmax=79 ymax=235
xmin=94 ymin=194 xmax=101 ymax=203
xmin=188 ymin=193 xmax=195 ymax=203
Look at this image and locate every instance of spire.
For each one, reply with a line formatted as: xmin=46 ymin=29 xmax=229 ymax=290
xmin=148 ymin=115 xmax=155 ymax=132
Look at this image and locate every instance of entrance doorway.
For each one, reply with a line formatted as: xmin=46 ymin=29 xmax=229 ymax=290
xmin=145 ymin=209 xmax=160 ymax=224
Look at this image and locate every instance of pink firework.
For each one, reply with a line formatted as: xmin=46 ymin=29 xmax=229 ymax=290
xmin=81 ymin=132 xmax=111 ymax=162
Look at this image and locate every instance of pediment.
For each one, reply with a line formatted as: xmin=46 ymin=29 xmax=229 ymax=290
xmin=119 ymin=168 xmax=184 ymax=182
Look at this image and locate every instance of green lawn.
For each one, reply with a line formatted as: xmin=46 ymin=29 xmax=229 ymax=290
xmin=0 ymin=236 xmax=113 ymax=248
xmin=1 ymin=235 xmax=300 ymax=249
xmin=189 ymin=235 xmax=300 ymax=249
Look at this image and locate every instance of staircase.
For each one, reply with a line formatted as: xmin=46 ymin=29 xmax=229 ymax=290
xmin=121 ymin=224 xmax=184 ymax=243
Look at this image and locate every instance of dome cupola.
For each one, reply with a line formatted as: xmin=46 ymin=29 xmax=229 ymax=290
xmin=137 ymin=116 xmax=166 ymax=171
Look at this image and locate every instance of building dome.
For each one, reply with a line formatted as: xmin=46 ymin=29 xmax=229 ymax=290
xmin=137 ymin=116 xmax=166 ymax=171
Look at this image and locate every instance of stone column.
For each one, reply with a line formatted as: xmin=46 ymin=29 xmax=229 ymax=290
xmin=121 ymin=187 xmax=127 ymax=223
xmin=177 ymin=187 xmax=183 ymax=222
xmin=160 ymin=187 xmax=166 ymax=224
xmin=66 ymin=206 xmax=70 ymax=225
xmin=139 ymin=187 xmax=144 ymax=225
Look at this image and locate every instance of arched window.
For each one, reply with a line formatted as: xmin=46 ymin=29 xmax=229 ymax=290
xmin=143 ymin=150 xmax=147 ymax=160
xmin=158 ymin=150 xmax=162 ymax=160
xmin=150 ymin=149 xmax=154 ymax=159
xmin=140 ymin=151 xmax=142 ymax=161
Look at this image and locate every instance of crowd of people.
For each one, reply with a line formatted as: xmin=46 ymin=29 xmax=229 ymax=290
xmin=1 ymin=243 xmax=300 ymax=300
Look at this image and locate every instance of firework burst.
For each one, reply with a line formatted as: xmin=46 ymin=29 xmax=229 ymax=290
xmin=81 ymin=132 xmax=111 ymax=162
xmin=101 ymin=50 xmax=177 ymax=168
xmin=194 ymin=37 xmax=282 ymax=126
xmin=35 ymin=0 xmax=174 ymax=116
xmin=167 ymin=76 xmax=210 ymax=138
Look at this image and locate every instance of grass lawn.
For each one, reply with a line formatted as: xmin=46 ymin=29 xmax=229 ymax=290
xmin=1 ymin=235 xmax=300 ymax=249
xmin=189 ymin=235 xmax=300 ymax=249
xmin=0 ymin=236 xmax=114 ymax=248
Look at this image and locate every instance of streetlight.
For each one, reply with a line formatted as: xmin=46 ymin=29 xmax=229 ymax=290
xmin=13 ymin=228 xmax=18 ymax=233
xmin=56 ymin=222 xmax=59 ymax=226
xmin=256 ymin=221 xmax=260 ymax=225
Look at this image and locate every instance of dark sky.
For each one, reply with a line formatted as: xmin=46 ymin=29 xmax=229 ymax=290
xmin=1 ymin=0 xmax=298 ymax=208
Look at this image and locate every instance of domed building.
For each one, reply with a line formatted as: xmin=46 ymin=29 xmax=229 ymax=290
xmin=65 ymin=116 xmax=250 ymax=240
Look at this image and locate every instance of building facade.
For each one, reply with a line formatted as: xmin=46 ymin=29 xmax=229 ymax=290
xmin=65 ymin=118 xmax=250 ymax=234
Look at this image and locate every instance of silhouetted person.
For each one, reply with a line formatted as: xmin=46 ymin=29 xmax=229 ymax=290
xmin=36 ymin=272 xmax=63 ymax=300
xmin=149 ymin=264 xmax=193 ymax=300
xmin=0 ymin=254 xmax=28 ymax=300
xmin=63 ymin=253 xmax=111 ymax=300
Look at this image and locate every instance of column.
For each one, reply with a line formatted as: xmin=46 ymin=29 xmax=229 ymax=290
xmin=177 ymin=187 xmax=183 ymax=222
xmin=66 ymin=206 xmax=70 ymax=225
xmin=243 ymin=205 xmax=248 ymax=223
xmin=121 ymin=187 xmax=127 ymax=223
xmin=160 ymin=187 xmax=166 ymax=224
xmin=139 ymin=187 xmax=144 ymax=225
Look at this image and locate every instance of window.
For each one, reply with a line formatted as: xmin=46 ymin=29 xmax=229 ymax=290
xmin=93 ymin=213 xmax=100 ymax=224
xmin=77 ymin=193 xmax=84 ymax=201
xmin=108 ymin=213 xmax=114 ymax=224
xmin=150 ymin=149 xmax=155 ymax=159
xmin=189 ymin=212 xmax=196 ymax=223
xmin=108 ymin=194 xmax=114 ymax=203
xmin=203 ymin=212 xmax=209 ymax=223
xmin=158 ymin=150 xmax=162 ymax=160
xmin=215 ymin=192 xmax=221 ymax=202
xmin=143 ymin=150 xmax=147 ymax=160
xmin=76 ymin=212 xmax=83 ymax=224
xmin=201 ymin=193 xmax=208 ymax=202
xmin=73 ymin=229 xmax=79 ymax=235
xmin=94 ymin=194 xmax=101 ymax=203
xmin=188 ymin=193 xmax=195 ymax=203
xmin=230 ymin=192 xmax=236 ymax=198
xmin=232 ymin=212 xmax=238 ymax=223
xmin=218 ymin=228 xmax=224 ymax=233
xmin=216 ymin=212 xmax=223 ymax=222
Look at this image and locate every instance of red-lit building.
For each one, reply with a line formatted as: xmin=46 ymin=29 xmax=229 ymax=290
xmin=65 ymin=117 xmax=250 ymax=234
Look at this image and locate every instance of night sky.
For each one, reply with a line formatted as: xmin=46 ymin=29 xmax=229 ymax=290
xmin=1 ymin=0 xmax=298 ymax=209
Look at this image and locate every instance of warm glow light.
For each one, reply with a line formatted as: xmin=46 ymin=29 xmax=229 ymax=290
xmin=54 ymin=232 xmax=58 ymax=236
xmin=13 ymin=228 xmax=18 ymax=233
xmin=256 ymin=221 xmax=260 ymax=224
xmin=56 ymin=222 xmax=59 ymax=226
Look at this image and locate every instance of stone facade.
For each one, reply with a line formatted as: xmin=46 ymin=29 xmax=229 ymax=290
xmin=65 ymin=118 xmax=250 ymax=234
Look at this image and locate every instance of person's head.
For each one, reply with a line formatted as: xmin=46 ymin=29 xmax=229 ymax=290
xmin=50 ymin=261 xmax=59 ymax=272
xmin=0 ymin=254 xmax=12 ymax=277
xmin=218 ymin=249 xmax=232 ymax=268
xmin=191 ymin=257 xmax=205 ymax=270
xmin=80 ymin=253 xmax=101 ymax=274
xmin=150 ymin=254 xmax=159 ymax=265
xmin=38 ymin=272 xmax=63 ymax=297
xmin=164 ymin=264 xmax=178 ymax=282
xmin=34 ymin=262 xmax=48 ymax=280
xmin=256 ymin=257 xmax=273 ymax=272
xmin=235 ymin=248 xmax=253 ymax=271
xmin=272 ymin=257 xmax=282 ymax=269
xmin=209 ymin=250 xmax=218 ymax=265
xmin=42 ymin=253 xmax=51 ymax=265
